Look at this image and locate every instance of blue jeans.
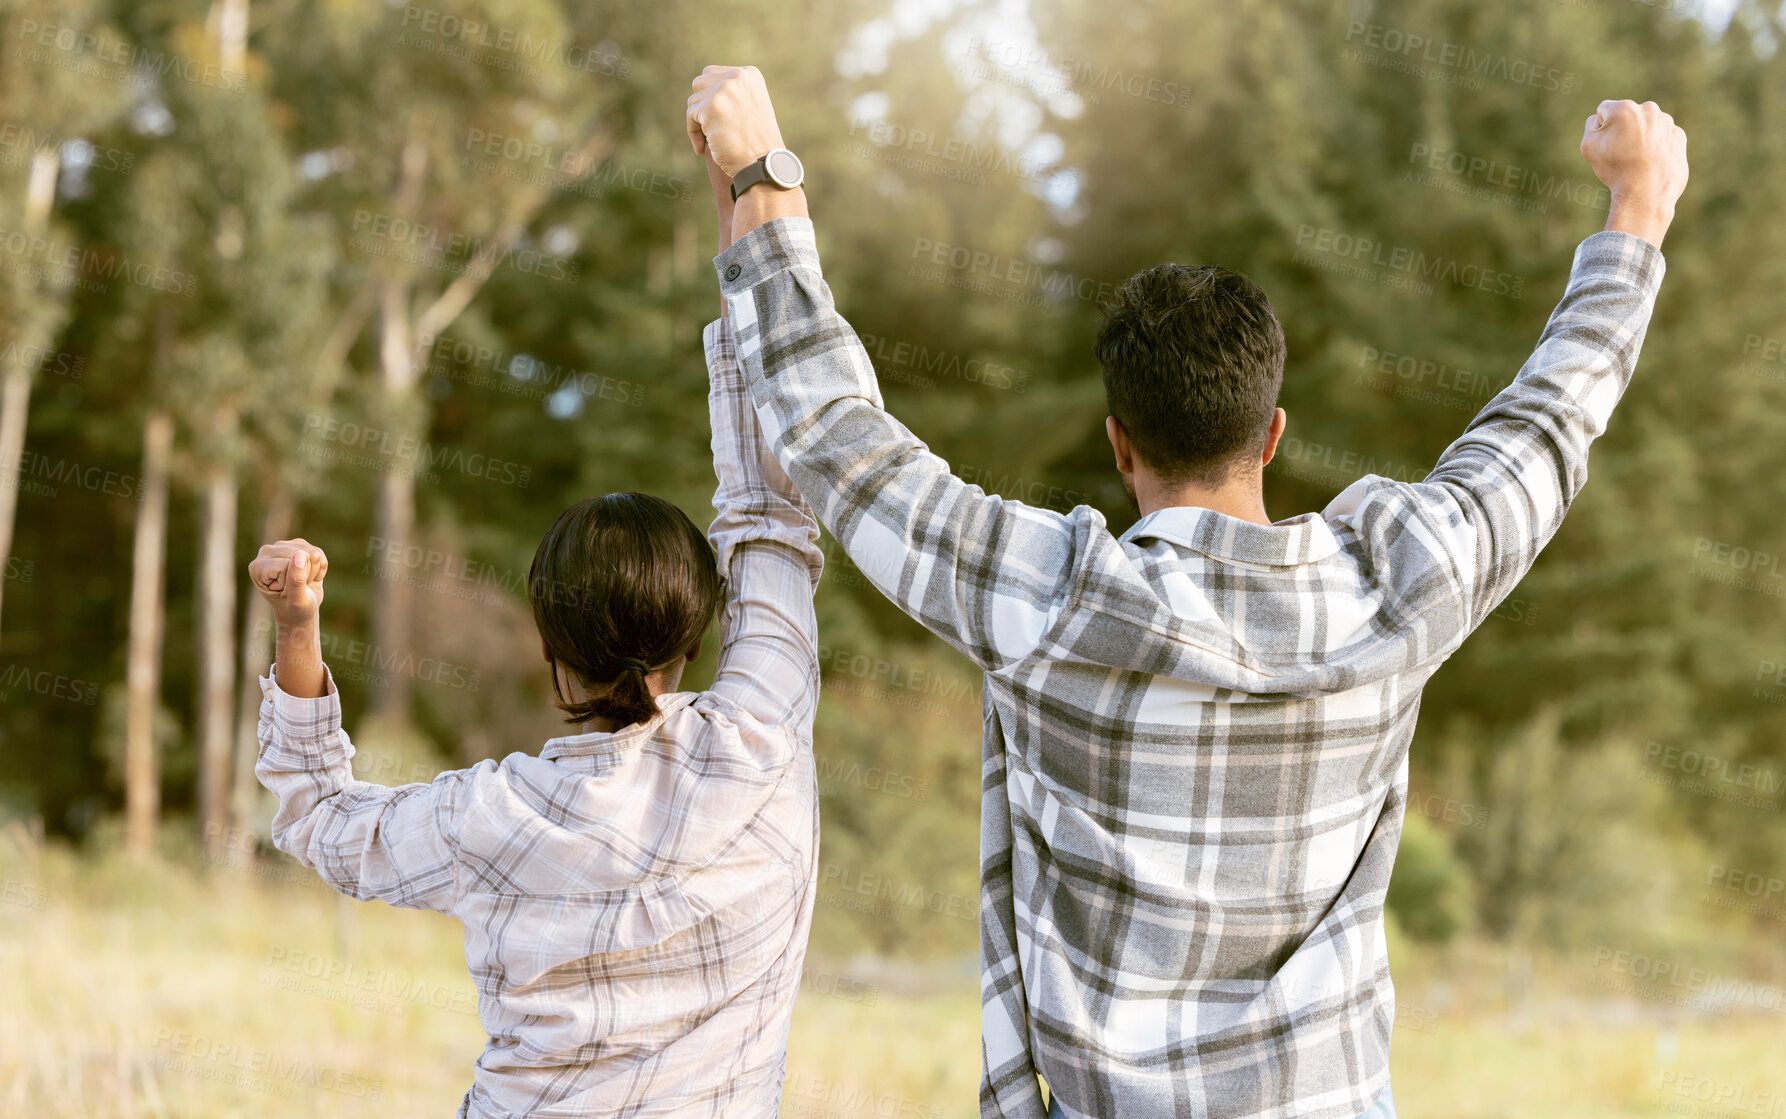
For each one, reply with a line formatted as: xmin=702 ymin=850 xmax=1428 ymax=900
xmin=1046 ymin=1086 xmax=1394 ymax=1119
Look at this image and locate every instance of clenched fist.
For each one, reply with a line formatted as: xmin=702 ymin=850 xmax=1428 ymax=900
xmin=1581 ymin=100 xmax=1688 ymax=246
xmin=249 ymin=538 xmax=329 ymax=625
xmin=686 ymin=65 xmax=787 ymax=179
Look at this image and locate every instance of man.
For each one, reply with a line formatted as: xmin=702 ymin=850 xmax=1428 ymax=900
xmin=688 ymin=65 xmax=1685 ymax=1119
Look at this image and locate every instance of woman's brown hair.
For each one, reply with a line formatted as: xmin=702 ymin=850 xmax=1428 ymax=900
xmin=527 ymin=493 xmax=722 ymax=729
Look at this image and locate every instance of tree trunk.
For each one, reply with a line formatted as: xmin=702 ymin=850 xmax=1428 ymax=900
xmin=196 ymin=407 xmax=239 ymax=850
xmin=0 ymin=367 xmax=32 ymax=642
xmin=0 ymin=147 xmax=62 ymax=648
xmin=125 ymin=410 xmax=174 ymax=857
xmin=229 ymin=487 xmax=293 ymax=846
xmin=358 ymin=125 xmax=613 ymax=727
xmin=371 ymin=276 xmax=418 ymax=722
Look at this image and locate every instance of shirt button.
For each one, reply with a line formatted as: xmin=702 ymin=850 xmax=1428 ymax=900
xmin=724 ymin=263 xmax=742 ymax=282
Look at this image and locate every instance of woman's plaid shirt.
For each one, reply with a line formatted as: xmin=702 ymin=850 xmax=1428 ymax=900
xmin=255 ymin=315 xmax=824 ymax=1118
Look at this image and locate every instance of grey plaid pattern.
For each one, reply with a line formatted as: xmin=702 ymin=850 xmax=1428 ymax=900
xmin=255 ymin=314 xmax=824 ymax=1118
xmin=714 ymin=218 xmax=1664 ymax=1119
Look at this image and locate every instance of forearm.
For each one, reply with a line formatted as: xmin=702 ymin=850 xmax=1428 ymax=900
xmin=704 ymin=317 xmax=822 ymax=727
xmin=1419 ymin=230 xmax=1663 ymax=619
xmin=705 ymin=317 xmax=822 ymax=578
xmin=273 ymin=618 xmax=327 ymax=698
xmin=732 ymin=185 xmax=807 ymax=243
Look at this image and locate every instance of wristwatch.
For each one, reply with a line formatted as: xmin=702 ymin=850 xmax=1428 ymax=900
xmin=730 ymin=147 xmax=804 ymax=202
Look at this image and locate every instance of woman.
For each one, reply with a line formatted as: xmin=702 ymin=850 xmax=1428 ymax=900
xmin=249 ymin=170 xmax=822 ymax=1116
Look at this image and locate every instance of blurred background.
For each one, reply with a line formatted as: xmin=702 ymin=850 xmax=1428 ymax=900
xmin=1 ymin=0 xmax=1784 ymax=1114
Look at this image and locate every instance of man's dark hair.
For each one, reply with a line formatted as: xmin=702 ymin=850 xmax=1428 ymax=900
xmin=527 ymin=492 xmax=722 ymax=729
xmin=1094 ymin=264 xmax=1285 ymax=488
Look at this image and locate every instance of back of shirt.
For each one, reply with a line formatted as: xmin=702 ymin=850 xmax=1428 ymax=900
xmin=714 ymin=218 xmax=1665 ymax=1118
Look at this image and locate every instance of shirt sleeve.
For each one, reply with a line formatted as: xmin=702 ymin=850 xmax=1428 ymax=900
xmin=705 ymin=314 xmax=825 ymax=732
xmin=255 ymin=665 xmax=463 ymax=913
xmin=712 ymin=218 xmax=1091 ymax=674
xmin=1326 ymin=230 xmax=1666 ymax=641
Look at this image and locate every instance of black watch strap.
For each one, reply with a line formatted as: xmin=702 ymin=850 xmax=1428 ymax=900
xmin=729 ymin=156 xmax=772 ymax=203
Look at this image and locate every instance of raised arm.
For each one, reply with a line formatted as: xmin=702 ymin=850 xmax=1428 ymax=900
xmin=248 ymin=540 xmax=462 ymax=912
xmin=700 ymin=153 xmax=825 ymax=730
xmin=1330 ymin=101 xmax=1684 ymax=634
xmin=687 ymin=66 xmax=1089 ymax=673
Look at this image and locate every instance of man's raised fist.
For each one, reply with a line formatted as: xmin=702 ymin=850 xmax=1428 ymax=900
xmin=686 ymin=65 xmax=788 ymax=180
xmin=1581 ymin=99 xmax=1689 ymax=218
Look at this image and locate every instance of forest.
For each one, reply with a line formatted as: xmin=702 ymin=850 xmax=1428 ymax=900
xmin=1 ymin=0 xmax=1783 ymax=1114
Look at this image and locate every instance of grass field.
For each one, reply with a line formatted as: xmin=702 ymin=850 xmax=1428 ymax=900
xmin=0 ymin=836 xmax=1778 ymax=1118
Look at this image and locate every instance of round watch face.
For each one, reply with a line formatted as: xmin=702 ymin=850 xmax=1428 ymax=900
xmin=765 ymin=148 xmax=803 ymax=188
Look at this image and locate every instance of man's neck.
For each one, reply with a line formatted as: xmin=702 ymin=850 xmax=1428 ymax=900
xmin=1134 ymin=476 xmax=1274 ymax=526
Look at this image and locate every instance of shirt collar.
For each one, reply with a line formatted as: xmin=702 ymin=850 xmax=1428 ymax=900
xmin=539 ymin=691 xmax=699 ymax=761
xmin=1117 ymin=504 xmax=1339 ymax=567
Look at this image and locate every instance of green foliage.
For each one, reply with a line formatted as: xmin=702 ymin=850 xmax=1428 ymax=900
xmin=1387 ymin=808 xmax=1475 ymax=945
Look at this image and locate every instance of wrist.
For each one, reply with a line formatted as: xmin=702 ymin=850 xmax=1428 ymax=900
xmin=275 ymin=613 xmax=320 ymax=638
xmin=731 ymin=185 xmax=807 ymax=242
xmin=1604 ymin=193 xmax=1674 ymax=248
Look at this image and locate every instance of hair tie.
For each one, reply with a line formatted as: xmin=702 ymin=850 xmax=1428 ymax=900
xmin=614 ymin=657 xmax=651 ymax=676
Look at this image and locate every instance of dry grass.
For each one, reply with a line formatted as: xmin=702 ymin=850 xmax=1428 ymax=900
xmin=0 ymin=838 xmax=1777 ymax=1118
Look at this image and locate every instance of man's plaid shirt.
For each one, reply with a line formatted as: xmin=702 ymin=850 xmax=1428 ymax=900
xmin=714 ymin=217 xmax=1664 ymax=1118
xmin=256 ymin=314 xmax=824 ymax=1118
